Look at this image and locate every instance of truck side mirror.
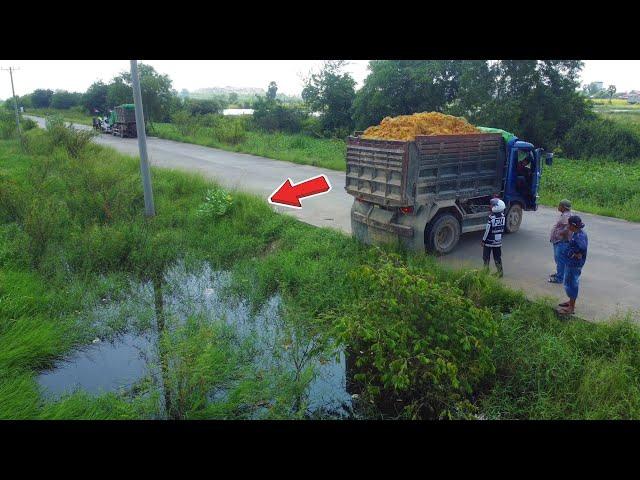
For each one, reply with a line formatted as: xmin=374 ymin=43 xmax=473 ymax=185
xmin=545 ymin=152 xmax=554 ymax=166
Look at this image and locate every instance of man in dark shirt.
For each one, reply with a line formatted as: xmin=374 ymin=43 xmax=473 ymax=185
xmin=557 ymin=215 xmax=588 ymax=315
xmin=482 ymin=198 xmax=506 ymax=278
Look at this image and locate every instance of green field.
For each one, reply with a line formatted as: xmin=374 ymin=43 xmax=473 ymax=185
xmin=2 ymin=125 xmax=640 ymax=420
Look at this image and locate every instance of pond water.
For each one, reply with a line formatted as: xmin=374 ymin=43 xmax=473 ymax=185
xmin=37 ymin=261 xmax=354 ymax=418
xmin=223 ymin=108 xmax=254 ymax=116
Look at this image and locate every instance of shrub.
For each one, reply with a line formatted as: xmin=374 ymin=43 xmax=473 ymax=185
xmin=171 ymin=109 xmax=197 ymax=136
xmin=561 ymin=117 xmax=640 ymax=162
xmin=45 ymin=114 xmax=96 ymax=158
xmin=252 ymin=97 xmax=307 ymax=133
xmin=330 ymin=254 xmax=498 ymax=419
xmin=0 ymin=109 xmax=17 ymax=139
xmin=197 ymin=187 xmax=233 ymax=218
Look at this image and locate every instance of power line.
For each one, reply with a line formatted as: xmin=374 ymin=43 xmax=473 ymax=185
xmin=1 ymin=66 xmax=23 ymax=142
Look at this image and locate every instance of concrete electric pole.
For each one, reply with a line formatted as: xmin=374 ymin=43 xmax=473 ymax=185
xmin=1 ymin=66 xmax=22 ymax=141
xmin=130 ymin=60 xmax=156 ymax=217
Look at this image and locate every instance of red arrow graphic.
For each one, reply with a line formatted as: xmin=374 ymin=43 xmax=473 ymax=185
xmin=268 ymin=175 xmax=332 ymax=208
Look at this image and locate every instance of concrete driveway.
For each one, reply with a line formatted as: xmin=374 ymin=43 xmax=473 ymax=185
xmin=26 ymin=116 xmax=640 ymax=321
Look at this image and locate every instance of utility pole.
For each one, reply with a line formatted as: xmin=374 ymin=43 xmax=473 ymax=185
xmin=130 ymin=60 xmax=156 ymax=217
xmin=1 ymin=66 xmax=22 ymax=141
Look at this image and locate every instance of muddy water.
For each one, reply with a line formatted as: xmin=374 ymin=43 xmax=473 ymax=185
xmin=37 ymin=261 xmax=353 ymax=418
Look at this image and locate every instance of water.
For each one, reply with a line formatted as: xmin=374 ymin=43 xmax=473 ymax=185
xmin=223 ymin=108 xmax=254 ymax=116
xmin=37 ymin=261 xmax=353 ymax=418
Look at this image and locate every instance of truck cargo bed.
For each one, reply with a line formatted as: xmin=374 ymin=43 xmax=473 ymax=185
xmin=345 ymin=133 xmax=504 ymax=206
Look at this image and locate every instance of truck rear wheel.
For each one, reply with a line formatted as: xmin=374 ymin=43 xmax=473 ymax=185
xmin=505 ymin=204 xmax=523 ymax=233
xmin=425 ymin=213 xmax=461 ymax=255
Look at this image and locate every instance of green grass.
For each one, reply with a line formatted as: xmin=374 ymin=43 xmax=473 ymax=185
xmin=2 ymin=126 xmax=640 ymax=419
xmin=152 ymin=123 xmax=347 ymax=171
xmin=26 ymin=108 xmax=93 ymax=126
xmin=540 ymin=156 xmax=640 ymax=222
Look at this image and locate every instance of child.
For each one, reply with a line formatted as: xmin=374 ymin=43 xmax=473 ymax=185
xmin=482 ymin=198 xmax=506 ymax=277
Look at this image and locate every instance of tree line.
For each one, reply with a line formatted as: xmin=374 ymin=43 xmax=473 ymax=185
xmin=7 ymin=60 xmax=629 ymax=152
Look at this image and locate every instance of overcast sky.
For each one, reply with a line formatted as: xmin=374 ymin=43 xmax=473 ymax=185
xmin=0 ymin=60 xmax=638 ymax=100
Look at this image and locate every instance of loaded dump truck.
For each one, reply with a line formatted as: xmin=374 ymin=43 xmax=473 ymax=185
xmin=109 ymin=104 xmax=137 ymax=138
xmin=345 ymin=127 xmax=553 ymax=254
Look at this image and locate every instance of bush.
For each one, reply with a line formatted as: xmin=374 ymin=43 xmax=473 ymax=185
xmin=252 ymin=97 xmax=307 ymax=133
xmin=0 ymin=109 xmax=17 ymax=139
xmin=171 ymin=109 xmax=197 ymax=136
xmin=183 ymin=98 xmax=226 ymax=116
xmin=330 ymin=254 xmax=498 ymax=419
xmin=561 ymin=117 xmax=640 ymax=162
xmin=45 ymin=114 xmax=96 ymax=158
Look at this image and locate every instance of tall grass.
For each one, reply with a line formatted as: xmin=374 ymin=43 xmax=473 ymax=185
xmin=26 ymin=107 xmax=93 ymax=126
xmin=153 ymin=122 xmax=347 ymax=171
xmin=540 ymin=157 xmax=640 ymax=222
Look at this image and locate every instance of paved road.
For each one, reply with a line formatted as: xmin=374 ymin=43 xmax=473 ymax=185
xmin=27 ymin=116 xmax=640 ymax=321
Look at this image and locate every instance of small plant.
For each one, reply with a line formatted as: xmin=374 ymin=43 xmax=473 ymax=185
xmin=197 ymin=187 xmax=233 ymax=218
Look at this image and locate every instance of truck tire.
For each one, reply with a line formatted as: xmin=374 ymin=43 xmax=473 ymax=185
xmin=505 ymin=203 xmax=523 ymax=233
xmin=425 ymin=213 xmax=461 ymax=255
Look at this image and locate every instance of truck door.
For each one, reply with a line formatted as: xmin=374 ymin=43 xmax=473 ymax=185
xmin=530 ymin=149 xmax=542 ymax=210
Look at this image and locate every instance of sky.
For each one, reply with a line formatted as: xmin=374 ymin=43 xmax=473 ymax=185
xmin=0 ymin=60 xmax=638 ymax=100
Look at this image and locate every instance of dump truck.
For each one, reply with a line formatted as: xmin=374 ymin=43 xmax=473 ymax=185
xmin=109 ymin=104 xmax=137 ymax=138
xmin=345 ymin=128 xmax=553 ymax=254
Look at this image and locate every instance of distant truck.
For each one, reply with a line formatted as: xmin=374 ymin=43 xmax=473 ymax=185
xmin=345 ymin=128 xmax=553 ymax=254
xmin=110 ymin=104 xmax=137 ymax=138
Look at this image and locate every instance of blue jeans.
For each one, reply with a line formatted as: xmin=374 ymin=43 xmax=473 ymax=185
xmin=553 ymin=241 xmax=568 ymax=281
xmin=564 ymin=266 xmax=582 ymax=300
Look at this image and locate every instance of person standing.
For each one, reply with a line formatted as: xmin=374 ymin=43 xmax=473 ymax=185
xmin=549 ymin=199 xmax=572 ymax=284
xmin=482 ymin=198 xmax=506 ymax=278
xmin=557 ymin=215 xmax=588 ymax=315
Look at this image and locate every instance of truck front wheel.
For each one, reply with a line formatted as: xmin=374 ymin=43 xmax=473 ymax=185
xmin=425 ymin=213 xmax=461 ymax=255
xmin=505 ymin=203 xmax=523 ymax=233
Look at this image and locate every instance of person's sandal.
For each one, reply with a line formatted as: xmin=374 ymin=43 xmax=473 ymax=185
xmin=548 ymin=274 xmax=562 ymax=284
xmin=556 ymin=306 xmax=574 ymax=315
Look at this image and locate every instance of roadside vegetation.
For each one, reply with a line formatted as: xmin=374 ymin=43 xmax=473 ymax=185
xmin=1 ymin=115 xmax=640 ymax=420
xmin=25 ymin=107 xmax=92 ymax=126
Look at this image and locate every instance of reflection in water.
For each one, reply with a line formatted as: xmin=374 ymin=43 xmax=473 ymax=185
xmin=37 ymin=261 xmax=353 ymax=418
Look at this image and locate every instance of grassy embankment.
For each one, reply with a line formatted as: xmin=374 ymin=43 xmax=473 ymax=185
xmin=1 ymin=124 xmax=640 ymax=419
xmin=25 ymin=109 xmax=640 ymax=223
xmin=26 ymin=108 xmax=93 ymax=126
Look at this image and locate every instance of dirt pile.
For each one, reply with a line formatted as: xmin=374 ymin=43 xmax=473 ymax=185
xmin=362 ymin=112 xmax=480 ymax=141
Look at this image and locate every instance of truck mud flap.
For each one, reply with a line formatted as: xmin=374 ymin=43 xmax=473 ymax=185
xmin=352 ymin=211 xmax=413 ymax=238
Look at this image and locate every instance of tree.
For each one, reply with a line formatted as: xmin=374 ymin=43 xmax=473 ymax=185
xmin=31 ymin=88 xmax=54 ymax=108
xmin=266 ymin=81 xmax=278 ymax=101
xmin=110 ymin=63 xmax=178 ymax=123
xmin=228 ymin=92 xmax=239 ymax=105
xmin=83 ymin=81 xmax=109 ymax=114
xmin=50 ymin=90 xmax=83 ymax=109
xmin=302 ymin=60 xmax=356 ymax=136
xmin=608 ymin=85 xmax=617 ymax=104
xmin=106 ymin=77 xmax=132 ymax=108
xmin=469 ymin=60 xmax=590 ymax=148
xmin=353 ymin=60 xmax=468 ymax=130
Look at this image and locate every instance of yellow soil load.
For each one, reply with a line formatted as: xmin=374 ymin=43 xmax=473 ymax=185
xmin=361 ymin=112 xmax=480 ymax=141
